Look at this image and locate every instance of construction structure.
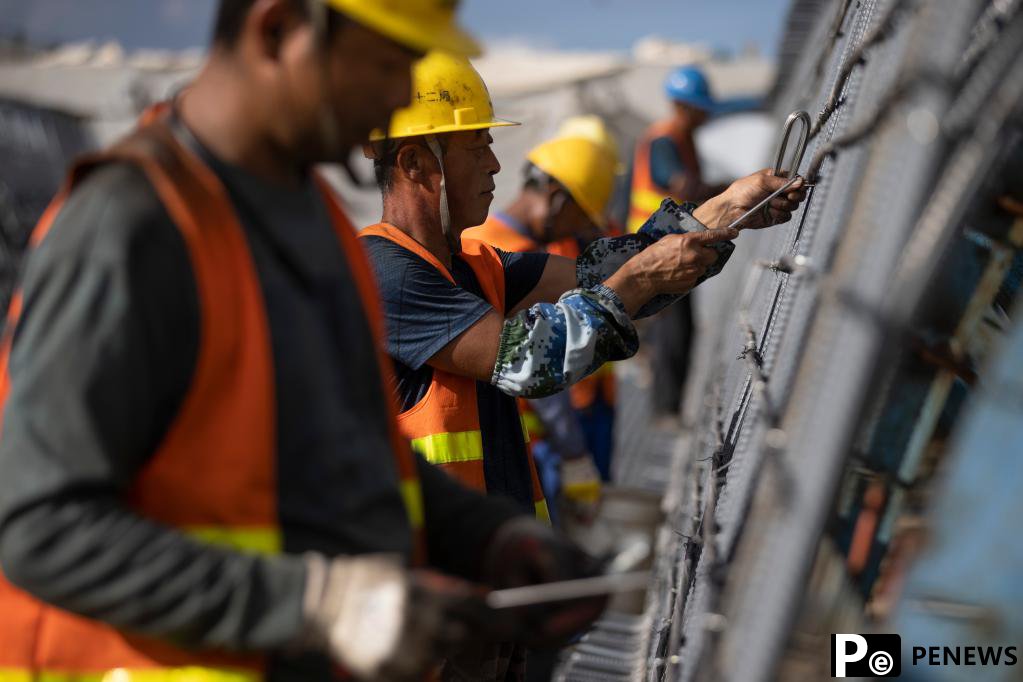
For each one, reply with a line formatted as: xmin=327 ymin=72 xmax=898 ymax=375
xmin=558 ymin=0 xmax=1023 ymax=679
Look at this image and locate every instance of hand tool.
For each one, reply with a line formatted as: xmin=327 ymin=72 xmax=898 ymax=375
xmin=486 ymin=570 xmax=651 ymax=610
xmin=733 ymin=109 xmax=811 ymax=231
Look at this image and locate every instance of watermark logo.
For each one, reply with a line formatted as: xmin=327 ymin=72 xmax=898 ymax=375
xmin=832 ymin=634 xmax=901 ymax=677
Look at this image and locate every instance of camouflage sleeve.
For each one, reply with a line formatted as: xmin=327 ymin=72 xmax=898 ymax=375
xmin=491 ymin=285 xmax=638 ymax=399
xmin=576 ymin=198 xmax=733 ymax=319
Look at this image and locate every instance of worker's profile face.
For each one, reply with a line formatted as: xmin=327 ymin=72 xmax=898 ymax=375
xmin=273 ymin=16 xmax=419 ymax=163
xmin=439 ymin=130 xmax=502 ymax=233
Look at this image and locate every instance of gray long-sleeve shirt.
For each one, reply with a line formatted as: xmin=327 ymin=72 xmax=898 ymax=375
xmin=0 ymin=124 xmax=519 ymax=680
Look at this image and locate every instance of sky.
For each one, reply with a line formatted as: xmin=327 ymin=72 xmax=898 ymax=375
xmin=0 ymin=0 xmax=790 ymax=56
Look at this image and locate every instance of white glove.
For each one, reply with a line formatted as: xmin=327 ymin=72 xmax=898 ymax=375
xmin=301 ymin=554 xmax=488 ymax=681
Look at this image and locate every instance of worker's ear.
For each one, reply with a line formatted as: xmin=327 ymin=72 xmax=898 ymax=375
xmin=545 ymin=182 xmax=569 ymax=218
xmin=244 ymin=0 xmax=305 ymax=62
xmin=396 ymin=143 xmax=434 ymax=188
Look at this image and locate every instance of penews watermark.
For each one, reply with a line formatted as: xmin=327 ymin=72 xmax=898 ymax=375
xmin=832 ymin=634 xmax=901 ymax=677
xmin=831 ymin=634 xmax=1018 ymax=678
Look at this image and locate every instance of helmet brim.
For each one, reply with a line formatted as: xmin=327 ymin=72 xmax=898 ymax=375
xmin=325 ymin=0 xmax=483 ymax=57
xmin=371 ymin=118 xmax=520 ymax=142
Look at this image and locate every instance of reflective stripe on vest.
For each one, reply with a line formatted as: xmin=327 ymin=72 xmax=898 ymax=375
xmin=359 ymin=223 xmax=549 ymax=522
xmin=184 ymin=527 xmax=281 ymax=555
xmin=412 ymin=429 xmax=484 ymax=465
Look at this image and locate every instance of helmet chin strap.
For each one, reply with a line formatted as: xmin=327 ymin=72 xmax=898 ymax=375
xmin=426 ymin=135 xmax=460 ymax=256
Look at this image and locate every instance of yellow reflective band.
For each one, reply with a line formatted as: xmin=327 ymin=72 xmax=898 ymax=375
xmin=184 ymin=527 xmax=281 ymax=555
xmin=400 ymin=479 xmax=425 ymax=529
xmin=0 ymin=666 xmax=262 ymax=682
xmin=534 ymin=499 xmax=552 ymax=526
xmin=411 ymin=430 xmax=484 ymax=465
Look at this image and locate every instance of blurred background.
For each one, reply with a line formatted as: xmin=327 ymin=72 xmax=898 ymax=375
xmin=2 ymin=3 xmax=1021 ymax=681
xmin=0 ymin=0 xmax=785 ymax=293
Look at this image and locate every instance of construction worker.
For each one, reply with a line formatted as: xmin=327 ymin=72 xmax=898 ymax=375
xmin=629 ymin=65 xmax=725 ymax=419
xmin=0 ymin=3 xmax=605 ymax=681
xmin=628 ymin=65 xmax=725 ymax=232
xmin=463 ymin=118 xmax=621 ymax=519
xmin=361 ymin=51 xmax=806 ymax=680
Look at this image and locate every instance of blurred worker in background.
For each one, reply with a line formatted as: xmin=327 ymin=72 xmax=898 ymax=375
xmin=362 ymin=50 xmax=806 ymax=681
xmin=463 ymin=116 xmax=622 ymax=524
xmin=629 ymin=65 xmax=727 ymax=419
xmin=0 ymin=2 xmax=606 ymax=681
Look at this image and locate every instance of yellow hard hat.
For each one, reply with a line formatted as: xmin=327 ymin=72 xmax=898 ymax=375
xmin=555 ymin=115 xmax=622 ymax=170
xmin=373 ymin=51 xmax=519 ymax=141
xmin=324 ymin=0 xmax=480 ymax=57
xmin=527 ymin=136 xmax=617 ymax=228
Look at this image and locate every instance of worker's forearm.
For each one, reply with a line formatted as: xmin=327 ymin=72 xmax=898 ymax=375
xmin=491 ymin=286 xmax=638 ymax=399
xmin=691 ymin=196 xmax=731 ymax=229
xmin=577 ymin=201 xmax=707 ymax=318
xmin=511 ymin=256 xmax=579 ymax=314
xmin=603 ymin=262 xmax=655 ymax=317
xmin=0 ymin=496 xmax=306 ymax=651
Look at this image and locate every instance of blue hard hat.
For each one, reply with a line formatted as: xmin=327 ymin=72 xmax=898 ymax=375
xmin=664 ymin=66 xmax=717 ymax=112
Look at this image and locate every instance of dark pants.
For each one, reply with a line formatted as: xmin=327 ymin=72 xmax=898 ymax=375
xmin=648 ymin=297 xmax=695 ymax=417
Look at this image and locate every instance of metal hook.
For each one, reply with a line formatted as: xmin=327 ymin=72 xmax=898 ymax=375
xmin=726 ymin=111 xmax=811 ymax=231
xmin=773 ymin=110 xmax=811 ymax=177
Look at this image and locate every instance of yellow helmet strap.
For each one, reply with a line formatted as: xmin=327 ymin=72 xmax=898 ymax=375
xmin=426 ymin=135 xmax=460 ymax=256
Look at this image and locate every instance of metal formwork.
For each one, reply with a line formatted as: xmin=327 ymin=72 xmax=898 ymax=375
xmin=618 ymin=1 xmax=1023 ymax=681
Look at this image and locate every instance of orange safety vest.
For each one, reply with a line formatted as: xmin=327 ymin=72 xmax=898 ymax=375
xmin=0 ymin=115 xmax=425 ymax=682
xmin=628 ymin=118 xmax=700 ymax=233
xmin=359 ymin=223 xmax=550 ymax=524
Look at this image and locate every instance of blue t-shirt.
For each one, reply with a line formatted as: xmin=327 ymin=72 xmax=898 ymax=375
xmin=650 ymin=135 xmax=688 ymax=189
xmin=363 ymin=234 xmax=549 ymax=512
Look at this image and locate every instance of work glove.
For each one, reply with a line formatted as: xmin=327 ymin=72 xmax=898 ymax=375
xmin=482 ymin=517 xmax=608 ymax=648
xmin=301 ymin=554 xmax=490 ymax=681
xmin=560 ymin=455 xmax=603 ymax=524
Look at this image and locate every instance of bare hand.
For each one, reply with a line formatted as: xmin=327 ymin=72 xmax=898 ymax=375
xmin=693 ymin=169 xmax=807 ymax=230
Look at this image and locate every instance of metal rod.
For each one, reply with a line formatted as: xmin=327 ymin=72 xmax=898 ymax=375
xmin=486 ymin=571 xmax=651 ymax=610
